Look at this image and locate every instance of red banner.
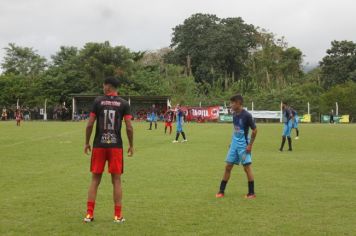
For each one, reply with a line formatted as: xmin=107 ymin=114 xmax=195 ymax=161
xmin=181 ymin=106 xmax=220 ymax=122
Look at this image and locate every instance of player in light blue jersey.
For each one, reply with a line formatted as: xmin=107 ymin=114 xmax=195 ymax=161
xmin=172 ymin=104 xmax=187 ymax=143
xmin=279 ymin=101 xmax=293 ymax=151
xmin=148 ymin=104 xmax=158 ymax=130
xmin=216 ymin=94 xmax=258 ymax=199
xmin=291 ymin=108 xmax=299 ymax=140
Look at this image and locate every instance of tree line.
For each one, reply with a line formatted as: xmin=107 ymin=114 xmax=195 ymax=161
xmin=1 ymin=13 xmax=355 ymax=121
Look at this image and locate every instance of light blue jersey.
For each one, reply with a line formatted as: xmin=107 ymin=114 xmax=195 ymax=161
xmin=291 ymin=109 xmax=299 ymax=129
xmin=282 ymin=108 xmax=292 ymax=137
xmin=176 ymin=110 xmax=184 ymax=132
xmin=226 ymin=110 xmax=256 ymax=165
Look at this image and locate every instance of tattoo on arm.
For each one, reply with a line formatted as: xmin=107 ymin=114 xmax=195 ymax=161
xmin=249 ymin=129 xmax=257 ymax=145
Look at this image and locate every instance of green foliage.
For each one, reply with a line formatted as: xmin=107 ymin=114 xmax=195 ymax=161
xmin=167 ymin=13 xmax=257 ymax=85
xmin=0 ymin=15 xmax=355 ymax=121
xmin=246 ymin=32 xmax=304 ymax=91
xmin=320 ymin=81 xmax=356 ymax=119
xmin=1 ymin=43 xmax=47 ymax=79
xmin=320 ymin=40 xmax=356 ymax=89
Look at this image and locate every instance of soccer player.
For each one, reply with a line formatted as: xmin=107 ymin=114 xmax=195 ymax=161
xmin=329 ymin=109 xmax=334 ymax=124
xmin=172 ymin=104 xmax=187 ymax=143
xmin=291 ymin=108 xmax=299 ymax=140
xmin=15 ymin=109 xmax=22 ymax=126
xmin=164 ymin=106 xmax=174 ymax=135
xmin=83 ymin=77 xmax=134 ymax=223
xmin=216 ymin=94 xmax=257 ymax=199
xmin=148 ymin=104 xmax=158 ymax=130
xmin=279 ymin=102 xmax=293 ymax=151
xmin=2 ymin=107 xmax=8 ymax=120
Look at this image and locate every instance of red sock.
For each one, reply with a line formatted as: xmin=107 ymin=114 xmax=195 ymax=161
xmin=87 ymin=201 xmax=95 ymax=216
xmin=114 ymin=205 xmax=122 ymax=217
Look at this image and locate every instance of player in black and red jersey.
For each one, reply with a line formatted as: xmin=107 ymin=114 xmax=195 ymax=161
xmin=83 ymin=77 xmax=134 ymax=223
xmin=164 ymin=106 xmax=174 ymax=134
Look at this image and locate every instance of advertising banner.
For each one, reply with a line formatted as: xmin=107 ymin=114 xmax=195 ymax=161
xmin=181 ymin=106 xmax=220 ymax=121
xmin=322 ymin=115 xmax=350 ymax=123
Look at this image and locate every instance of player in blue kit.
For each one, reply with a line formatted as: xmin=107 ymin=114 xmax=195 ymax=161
xmin=291 ymin=108 xmax=299 ymax=140
xmin=216 ymin=95 xmax=257 ymax=199
xmin=172 ymin=104 xmax=188 ymax=143
xmin=148 ymin=104 xmax=158 ymax=130
xmin=279 ymin=101 xmax=293 ymax=151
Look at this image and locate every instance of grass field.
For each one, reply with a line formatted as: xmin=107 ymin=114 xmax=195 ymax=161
xmin=0 ymin=121 xmax=355 ymax=236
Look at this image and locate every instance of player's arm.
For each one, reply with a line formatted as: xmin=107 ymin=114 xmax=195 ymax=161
xmin=124 ymin=117 xmax=134 ymax=157
xmin=84 ymin=115 xmax=95 ymax=155
xmin=123 ymin=103 xmax=134 ymax=157
xmin=246 ymin=115 xmax=257 ymax=153
xmin=246 ymin=127 xmax=257 ymax=153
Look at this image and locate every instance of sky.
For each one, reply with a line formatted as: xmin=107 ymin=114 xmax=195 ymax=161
xmin=0 ymin=0 xmax=355 ymax=67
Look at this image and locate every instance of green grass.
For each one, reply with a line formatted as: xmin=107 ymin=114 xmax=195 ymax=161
xmin=0 ymin=121 xmax=355 ymax=236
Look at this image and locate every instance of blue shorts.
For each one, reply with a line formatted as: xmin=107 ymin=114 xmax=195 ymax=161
xmin=226 ymin=141 xmax=252 ymax=166
xmin=283 ymin=121 xmax=292 ymax=137
xmin=292 ymin=117 xmax=299 ymax=129
xmin=176 ymin=124 xmax=183 ymax=132
xmin=150 ymin=115 xmax=157 ymax=122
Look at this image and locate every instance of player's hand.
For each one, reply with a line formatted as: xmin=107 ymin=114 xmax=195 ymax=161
xmin=84 ymin=144 xmax=92 ymax=155
xmin=246 ymin=144 xmax=252 ymax=153
xmin=127 ymin=146 xmax=134 ymax=157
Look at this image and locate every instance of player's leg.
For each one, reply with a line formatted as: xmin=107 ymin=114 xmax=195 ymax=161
xmin=216 ymin=142 xmax=238 ymax=197
xmin=165 ymin=122 xmax=168 ymax=134
xmin=287 ymin=136 xmax=292 ymax=151
xmin=243 ymin=164 xmax=255 ymax=198
xmin=294 ymin=120 xmax=299 ymax=139
xmin=280 ymin=135 xmax=286 ymax=151
xmin=108 ymin=148 xmax=125 ymax=223
xmin=173 ymin=131 xmax=180 ymax=143
xmin=84 ymin=148 xmax=106 ymax=222
xmin=149 ymin=120 xmax=152 ymax=130
xmin=239 ymin=149 xmax=255 ymax=198
xmin=287 ymin=122 xmax=292 ymax=151
xmin=169 ymin=123 xmax=172 ymax=134
xmin=155 ymin=120 xmax=157 ymax=129
xmin=280 ymin=123 xmax=289 ymax=151
xmin=111 ymin=174 xmax=125 ymax=222
xmin=181 ymin=128 xmax=187 ymax=142
xmin=85 ymin=173 xmax=102 ymax=222
xmin=216 ymin=163 xmax=234 ymax=197
xmin=173 ymin=125 xmax=182 ymax=143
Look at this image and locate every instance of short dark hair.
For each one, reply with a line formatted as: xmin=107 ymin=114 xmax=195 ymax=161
xmin=282 ymin=101 xmax=288 ymax=105
xmin=230 ymin=94 xmax=244 ymax=104
xmin=104 ymin=76 xmax=119 ymax=88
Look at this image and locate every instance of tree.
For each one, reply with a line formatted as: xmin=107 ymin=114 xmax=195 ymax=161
xmin=167 ymin=13 xmax=257 ymax=87
xmin=246 ymin=31 xmax=304 ymax=91
xmin=320 ymin=40 xmax=356 ymax=88
xmin=78 ymin=41 xmax=135 ymax=90
xmin=1 ymin=43 xmax=47 ymax=79
xmin=320 ymin=81 xmax=356 ymax=120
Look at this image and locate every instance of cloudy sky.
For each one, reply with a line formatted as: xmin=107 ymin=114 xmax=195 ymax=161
xmin=0 ymin=0 xmax=355 ymax=66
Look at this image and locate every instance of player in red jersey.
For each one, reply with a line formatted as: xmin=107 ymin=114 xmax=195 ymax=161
xmin=83 ymin=77 xmax=134 ymax=223
xmin=164 ymin=106 xmax=174 ymax=134
xmin=15 ymin=109 xmax=22 ymax=126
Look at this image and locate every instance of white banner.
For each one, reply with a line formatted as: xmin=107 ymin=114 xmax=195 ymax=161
xmin=250 ymin=110 xmax=281 ymax=119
